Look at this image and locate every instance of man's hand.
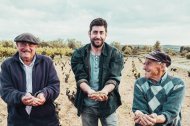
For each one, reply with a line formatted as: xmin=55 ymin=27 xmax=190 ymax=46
xmin=139 ymin=114 xmax=155 ymax=126
xmin=21 ymin=92 xmax=46 ymax=106
xmin=32 ymin=93 xmax=46 ymax=106
xmin=134 ymin=110 xmax=144 ymax=124
xmin=134 ymin=110 xmax=158 ymax=126
xmin=80 ymin=82 xmax=111 ymax=102
xmin=88 ymin=91 xmax=108 ymax=101
xmin=90 ymin=83 xmax=114 ymax=101
xmin=21 ymin=93 xmax=34 ymax=106
xmin=149 ymin=113 xmax=157 ymax=124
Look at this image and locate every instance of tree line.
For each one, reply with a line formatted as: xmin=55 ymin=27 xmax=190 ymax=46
xmin=0 ymin=40 xmax=190 ymax=59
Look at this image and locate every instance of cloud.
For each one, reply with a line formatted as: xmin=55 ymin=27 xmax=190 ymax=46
xmin=0 ymin=0 xmax=189 ymax=45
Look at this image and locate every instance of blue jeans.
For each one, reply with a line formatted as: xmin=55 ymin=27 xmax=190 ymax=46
xmin=81 ymin=107 xmax=118 ymax=126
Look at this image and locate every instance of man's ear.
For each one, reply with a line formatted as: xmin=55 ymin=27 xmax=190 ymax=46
xmin=161 ymin=63 xmax=167 ymax=71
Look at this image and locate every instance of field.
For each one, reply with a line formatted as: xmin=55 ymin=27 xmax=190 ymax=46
xmin=0 ymin=56 xmax=190 ymax=126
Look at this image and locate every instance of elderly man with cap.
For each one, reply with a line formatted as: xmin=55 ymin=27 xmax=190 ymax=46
xmin=132 ymin=51 xmax=185 ymax=126
xmin=0 ymin=33 xmax=60 ymax=126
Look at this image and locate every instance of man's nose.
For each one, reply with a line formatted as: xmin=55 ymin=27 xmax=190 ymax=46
xmin=96 ymin=33 xmax=101 ymax=38
xmin=24 ymin=44 xmax=31 ymax=50
xmin=25 ymin=43 xmax=30 ymax=47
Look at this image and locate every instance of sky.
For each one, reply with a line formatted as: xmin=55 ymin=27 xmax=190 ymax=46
xmin=0 ymin=0 xmax=190 ymax=45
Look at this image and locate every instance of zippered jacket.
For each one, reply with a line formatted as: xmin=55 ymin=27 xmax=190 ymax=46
xmin=0 ymin=52 xmax=60 ymax=126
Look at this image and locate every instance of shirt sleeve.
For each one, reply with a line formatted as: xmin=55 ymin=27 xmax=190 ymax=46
xmin=0 ymin=62 xmax=25 ymax=105
xmin=161 ymin=79 xmax=185 ymax=125
xmin=36 ymin=59 xmax=60 ymax=102
xmin=71 ymin=49 xmax=89 ymax=87
xmin=105 ymin=49 xmax=124 ymax=89
xmin=132 ymin=80 xmax=149 ymax=114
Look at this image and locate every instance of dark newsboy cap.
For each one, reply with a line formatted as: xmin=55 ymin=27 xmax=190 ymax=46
xmin=14 ymin=33 xmax=39 ymax=44
xmin=145 ymin=51 xmax=171 ymax=67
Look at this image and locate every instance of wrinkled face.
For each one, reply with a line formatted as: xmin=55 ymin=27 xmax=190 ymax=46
xmin=143 ymin=58 xmax=163 ymax=80
xmin=89 ymin=26 xmax=107 ymax=48
xmin=16 ymin=42 xmax=37 ymax=63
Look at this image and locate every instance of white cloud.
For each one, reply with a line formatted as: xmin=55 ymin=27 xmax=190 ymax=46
xmin=0 ymin=0 xmax=189 ymax=45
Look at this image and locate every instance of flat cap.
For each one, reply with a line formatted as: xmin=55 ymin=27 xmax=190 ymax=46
xmin=14 ymin=33 xmax=39 ymax=44
xmin=146 ymin=51 xmax=171 ymax=67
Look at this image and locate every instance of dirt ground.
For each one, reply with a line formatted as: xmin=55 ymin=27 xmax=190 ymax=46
xmin=0 ymin=56 xmax=190 ymax=126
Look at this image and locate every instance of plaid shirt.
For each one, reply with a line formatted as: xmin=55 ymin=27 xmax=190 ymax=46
xmin=132 ymin=73 xmax=185 ymax=126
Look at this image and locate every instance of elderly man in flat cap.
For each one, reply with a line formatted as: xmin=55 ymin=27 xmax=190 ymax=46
xmin=0 ymin=33 xmax=60 ymax=126
xmin=132 ymin=51 xmax=185 ymax=126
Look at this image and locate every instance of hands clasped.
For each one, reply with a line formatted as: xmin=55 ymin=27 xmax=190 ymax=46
xmin=21 ymin=92 xmax=46 ymax=106
xmin=87 ymin=90 xmax=108 ymax=101
xmin=134 ymin=110 xmax=157 ymax=126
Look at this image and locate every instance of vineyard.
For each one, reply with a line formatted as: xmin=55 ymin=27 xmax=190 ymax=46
xmin=0 ymin=55 xmax=190 ymax=126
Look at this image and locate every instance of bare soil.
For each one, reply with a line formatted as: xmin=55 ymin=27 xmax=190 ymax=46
xmin=0 ymin=56 xmax=190 ymax=126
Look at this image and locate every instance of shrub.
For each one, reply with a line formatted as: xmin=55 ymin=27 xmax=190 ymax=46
xmin=181 ymin=50 xmax=188 ymax=57
xmin=186 ymin=53 xmax=190 ymax=59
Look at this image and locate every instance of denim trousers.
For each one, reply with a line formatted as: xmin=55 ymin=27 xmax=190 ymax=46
xmin=81 ymin=106 xmax=118 ymax=126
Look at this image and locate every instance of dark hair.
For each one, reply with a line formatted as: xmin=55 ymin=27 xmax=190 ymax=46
xmin=89 ymin=18 xmax=107 ymax=32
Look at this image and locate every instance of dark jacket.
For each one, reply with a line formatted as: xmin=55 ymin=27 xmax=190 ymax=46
xmin=0 ymin=52 xmax=60 ymax=126
xmin=71 ymin=42 xmax=124 ymax=117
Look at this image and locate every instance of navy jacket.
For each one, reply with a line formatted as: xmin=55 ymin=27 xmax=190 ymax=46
xmin=71 ymin=43 xmax=124 ymax=117
xmin=0 ymin=52 xmax=60 ymax=126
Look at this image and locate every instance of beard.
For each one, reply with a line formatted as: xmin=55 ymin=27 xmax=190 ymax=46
xmin=91 ymin=38 xmax=104 ymax=48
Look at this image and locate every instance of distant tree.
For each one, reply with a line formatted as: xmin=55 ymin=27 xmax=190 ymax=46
xmin=180 ymin=46 xmax=184 ymax=52
xmin=180 ymin=50 xmax=188 ymax=57
xmin=128 ymin=45 xmax=133 ymax=50
xmin=122 ymin=45 xmax=132 ymax=52
xmin=132 ymin=47 xmax=139 ymax=55
xmin=153 ymin=41 xmax=161 ymax=51
xmin=142 ymin=45 xmax=152 ymax=52
xmin=48 ymin=39 xmax=66 ymax=48
xmin=42 ymin=39 xmax=66 ymax=48
xmin=186 ymin=52 xmax=190 ymax=59
xmin=166 ymin=48 xmax=176 ymax=56
xmin=38 ymin=42 xmax=50 ymax=47
xmin=110 ymin=41 xmax=122 ymax=51
xmin=180 ymin=46 xmax=190 ymax=53
xmin=67 ymin=39 xmax=82 ymax=49
xmin=122 ymin=45 xmax=127 ymax=52
xmin=0 ymin=40 xmax=15 ymax=48
xmin=123 ymin=46 xmax=132 ymax=56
